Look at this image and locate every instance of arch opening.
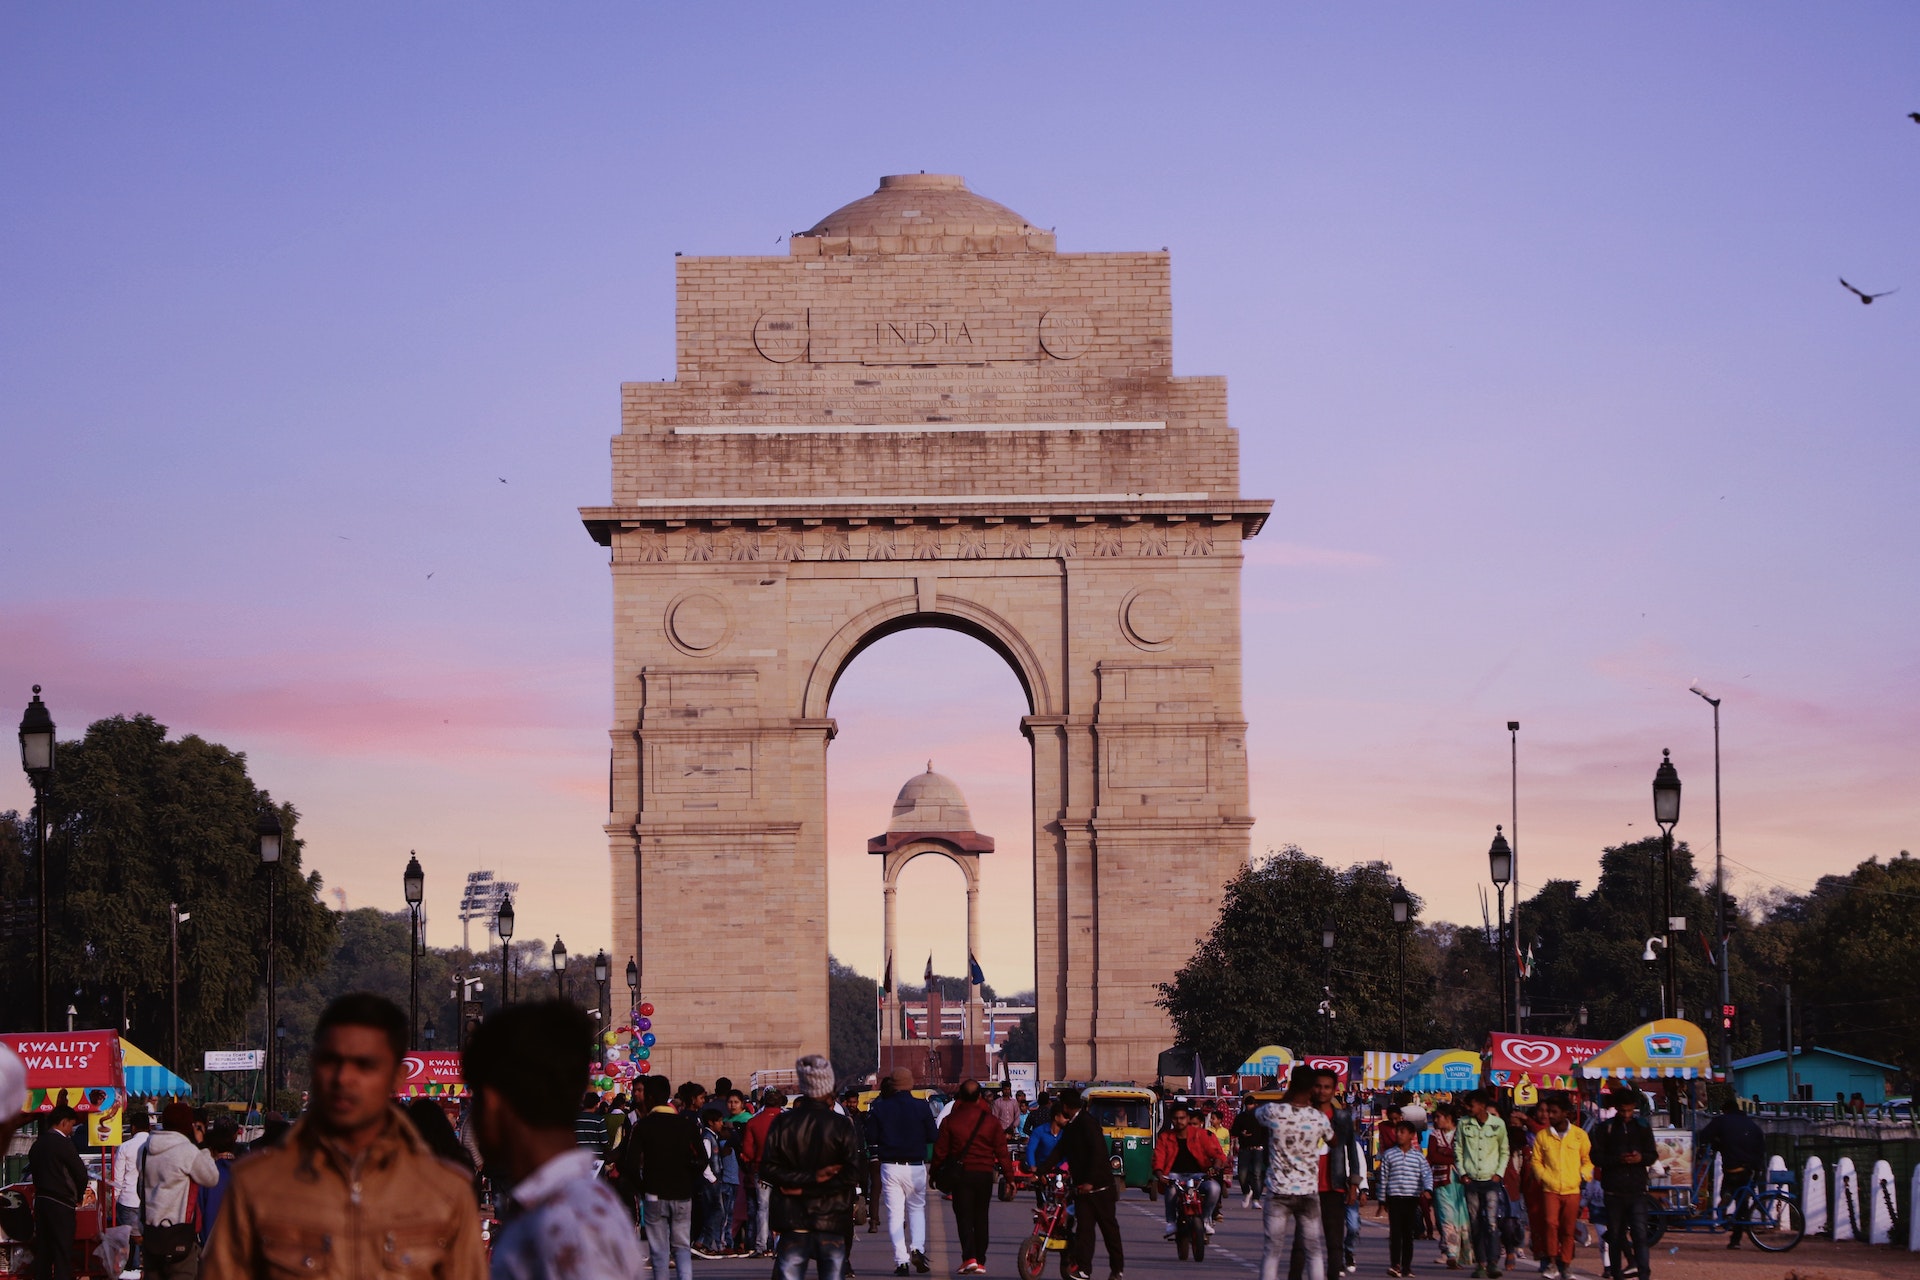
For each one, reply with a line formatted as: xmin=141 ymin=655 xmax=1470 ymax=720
xmin=823 ymin=627 xmax=1037 ymax=1083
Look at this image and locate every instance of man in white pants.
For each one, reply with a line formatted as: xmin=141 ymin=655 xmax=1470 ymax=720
xmin=867 ymin=1067 xmax=938 ymax=1275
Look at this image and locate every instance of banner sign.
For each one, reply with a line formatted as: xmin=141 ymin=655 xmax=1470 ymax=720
xmin=0 ymin=1033 xmax=121 ymax=1090
xmin=204 ymin=1050 xmax=265 ymax=1072
xmin=1302 ymin=1055 xmax=1350 ymax=1082
xmin=1484 ymin=1035 xmax=1610 ymax=1087
xmin=399 ymin=1050 xmax=466 ymax=1097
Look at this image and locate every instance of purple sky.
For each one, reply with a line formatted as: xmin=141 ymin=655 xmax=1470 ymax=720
xmin=4 ymin=4 xmax=1916 ymax=991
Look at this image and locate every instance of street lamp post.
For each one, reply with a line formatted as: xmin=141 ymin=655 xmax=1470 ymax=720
xmin=1389 ymin=880 xmax=1411 ymax=1051
xmin=424 ymin=1020 xmax=436 ymax=1051
xmin=1319 ymin=917 xmax=1337 ymax=1053
xmin=18 ymin=686 xmax=57 ymax=1031
xmin=404 ymin=853 xmax=425 ymax=1048
xmin=551 ymin=936 xmax=568 ymax=1002
xmin=257 ymin=810 xmax=282 ymax=1105
xmin=594 ymin=951 xmax=610 ymax=1024
xmin=1507 ymin=720 xmax=1521 ymax=1036
xmin=625 ymin=956 xmax=638 ymax=1016
xmin=1488 ymin=826 xmax=1514 ymax=1035
xmin=275 ymin=1018 xmax=287 ymax=1094
xmin=169 ymin=902 xmax=190 ymax=1072
xmin=496 ymin=895 xmax=515 ymax=1005
xmin=1652 ymin=750 xmax=1683 ymax=1019
xmin=1691 ymin=685 xmax=1730 ymax=1076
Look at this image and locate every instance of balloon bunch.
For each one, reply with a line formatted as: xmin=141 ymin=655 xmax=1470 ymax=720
xmin=591 ymin=999 xmax=658 ymax=1092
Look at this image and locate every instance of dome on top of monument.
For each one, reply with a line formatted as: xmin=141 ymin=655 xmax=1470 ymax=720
xmin=888 ymin=762 xmax=976 ymax=833
xmin=805 ymin=174 xmax=1039 ymax=240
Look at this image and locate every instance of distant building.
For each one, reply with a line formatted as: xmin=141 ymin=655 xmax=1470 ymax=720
xmin=1730 ymin=1046 xmax=1899 ymax=1105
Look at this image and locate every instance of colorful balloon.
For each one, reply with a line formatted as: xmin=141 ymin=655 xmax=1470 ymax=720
xmin=636 ymin=1017 xmax=652 ymax=1032
xmin=638 ymin=1061 xmax=651 ymax=1075
xmin=635 ymin=1047 xmax=650 ymax=1061
xmin=638 ymin=1002 xmax=655 ymax=1017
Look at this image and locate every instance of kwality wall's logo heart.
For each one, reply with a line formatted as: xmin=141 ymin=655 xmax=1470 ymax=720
xmin=1504 ymin=1040 xmax=1563 ymax=1069
xmin=403 ymin=1055 xmax=427 ymax=1081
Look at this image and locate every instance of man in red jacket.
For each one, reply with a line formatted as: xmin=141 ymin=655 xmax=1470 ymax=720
xmin=1152 ymin=1104 xmax=1228 ymax=1240
xmin=740 ymin=1091 xmax=788 ymax=1256
xmin=932 ymin=1080 xmax=1016 ymax=1275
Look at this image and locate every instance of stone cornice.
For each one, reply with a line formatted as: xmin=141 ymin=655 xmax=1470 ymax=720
xmin=581 ymin=497 xmax=1271 ymax=547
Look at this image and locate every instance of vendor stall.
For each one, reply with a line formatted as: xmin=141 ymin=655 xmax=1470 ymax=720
xmin=120 ymin=1040 xmax=193 ymax=1100
xmin=1388 ymin=1048 xmax=1481 ymax=1094
xmin=0 ymin=1033 xmax=127 ymax=1277
xmin=1361 ymin=1051 xmax=1417 ymax=1091
xmin=1484 ymin=1034 xmax=1611 ymax=1097
xmin=1577 ymin=1019 xmax=1714 ymax=1081
xmin=398 ymin=1051 xmax=466 ymax=1098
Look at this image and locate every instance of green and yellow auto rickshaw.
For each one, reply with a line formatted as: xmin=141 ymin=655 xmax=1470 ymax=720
xmin=1083 ymin=1083 xmax=1159 ymax=1193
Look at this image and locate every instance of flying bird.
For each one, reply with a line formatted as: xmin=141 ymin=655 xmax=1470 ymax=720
xmin=1909 ymin=112 xmax=1920 ymax=123
xmin=427 ymin=571 xmax=435 ymax=579
xmin=498 ymin=477 xmax=507 ymax=484
xmin=1839 ymin=277 xmax=1897 ymax=305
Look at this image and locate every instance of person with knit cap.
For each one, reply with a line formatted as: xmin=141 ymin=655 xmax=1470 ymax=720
xmin=140 ymin=1102 xmax=219 ymax=1280
xmin=762 ymin=1054 xmax=865 ymax=1280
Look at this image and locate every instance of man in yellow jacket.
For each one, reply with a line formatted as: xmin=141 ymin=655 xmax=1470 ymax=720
xmin=1527 ymin=1093 xmax=1593 ymax=1280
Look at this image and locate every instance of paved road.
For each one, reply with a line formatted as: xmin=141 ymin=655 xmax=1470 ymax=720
xmin=688 ymin=1186 xmax=1401 ymax=1280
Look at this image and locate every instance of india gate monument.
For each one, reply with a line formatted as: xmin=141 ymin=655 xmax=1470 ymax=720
xmin=580 ymin=173 xmax=1271 ymax=1084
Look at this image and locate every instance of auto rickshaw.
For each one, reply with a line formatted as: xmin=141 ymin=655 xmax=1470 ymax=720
xmin=1082 ymin=1083 xmax=1158 ymax=1193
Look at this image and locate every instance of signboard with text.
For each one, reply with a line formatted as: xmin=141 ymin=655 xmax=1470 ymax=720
xmin=399 ymin=1050 xmax=466 ymax=1097
xmin=204 ymin=1050 xmax=265 ymax=1072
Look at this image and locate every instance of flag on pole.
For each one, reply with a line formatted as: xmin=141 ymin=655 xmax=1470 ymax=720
xmin=881 ymin=953 xmax=892 ymax=1000
xmin=924 ymin=953 xmax=935 ymax=988
xmin=968 ymin=952 xmax=985 ymax=986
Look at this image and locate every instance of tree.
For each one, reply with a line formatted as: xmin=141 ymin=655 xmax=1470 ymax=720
xmin=1157 ymin=847 xmax=1436 ymax=1069
xmin=4 ymin=714 xmax=336 ymax=1069
xmin=827 ymin=954 xmax=878 ymax=1088
xmin=1767 ymin=852 xmax=1920 ymax=1075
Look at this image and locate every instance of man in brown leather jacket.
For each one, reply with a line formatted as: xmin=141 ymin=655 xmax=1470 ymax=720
xmin=202 ymin=994 xmax=485 ymax=1280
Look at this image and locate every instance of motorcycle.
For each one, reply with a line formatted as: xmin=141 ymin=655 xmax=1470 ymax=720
xmin=1165 ymin=1173 xmax=1214 ymax=1262
xmin=1017 ymin=1171 xmax=1077 ymax=1280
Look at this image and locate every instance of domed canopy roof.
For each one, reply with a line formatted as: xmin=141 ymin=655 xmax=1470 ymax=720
xmin=793 ymin=175 xmax=1055 ymax=256
xmin=888 ymin=762 xmax=974 ymax=833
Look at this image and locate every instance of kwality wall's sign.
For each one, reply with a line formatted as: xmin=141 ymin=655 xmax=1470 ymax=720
xmin=0 ymin=1032 xmax=121 ymax=1087
xmin=399 ymin=1051 xmax=466 ymax=1097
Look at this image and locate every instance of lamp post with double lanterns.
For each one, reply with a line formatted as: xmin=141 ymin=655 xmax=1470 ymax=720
xmin=551 ymin=936 xmax=568 ymax=1002
xmin=625 ymin=955 xmax=638 ymax=1015
xmin=257 ymin=810 xmax=283 ymax=1104
xmin=1318 ymin=917 xmax=1337 ymax=1053
xmin=594 ymin=951 xmax=610 ymax=1023
xmin=1652 ymin=750 xmax=1682 ymax=1018
xmin=1389 ymin=880 xmax=1411 ymax=1051
xmin=404 ymin=853 xmax=425 ymax=1047
xmin=1488 ymin=826 xmax=1514 ymax=1034
xmin=496 ymin=895 xmax=515 ymax=1004
xmin=18 ymin=686 xmax=56 ymax=1031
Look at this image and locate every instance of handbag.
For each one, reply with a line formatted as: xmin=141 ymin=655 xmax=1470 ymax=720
xmin=933 ymin=1110 xmax=988 ymax=1194
xmin=138 ymin=1144 xmax=198 ymax=1266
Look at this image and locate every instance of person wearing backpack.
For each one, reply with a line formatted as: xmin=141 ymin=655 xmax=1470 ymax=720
xmin=141 ymin=1103 xmax=219 ymax=1280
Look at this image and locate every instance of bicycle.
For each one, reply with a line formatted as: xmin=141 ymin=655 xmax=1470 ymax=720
xmin=1642 ymin=1165 xmax=1805 ymax=1253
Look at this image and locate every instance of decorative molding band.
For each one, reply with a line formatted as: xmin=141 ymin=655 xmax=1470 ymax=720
xmin=627 ymin=492 xmax=1207 ymax=507
xmin=670 ymin=420 xmax=1166 ymax=436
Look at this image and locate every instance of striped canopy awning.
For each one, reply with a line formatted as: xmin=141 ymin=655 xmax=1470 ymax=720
xmin=1578 ymin=1019 xmax=1712 ymax=1080
xmin=122 ymin=1039 xmax=194 ymax=1097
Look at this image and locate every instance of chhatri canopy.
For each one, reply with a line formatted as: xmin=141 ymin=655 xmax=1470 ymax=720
xmin=1389 ymin=1049 xmax=1481 ymax=1093
xmin=1579 ymin=1019 xmax=1713 ymax=1080
xmin=121 ymin=1040 xmax=193 ymax=1097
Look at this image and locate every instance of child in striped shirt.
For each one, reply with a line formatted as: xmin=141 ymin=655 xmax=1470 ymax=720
xmin=1374 ymin=1121 xmax=1434 ymax=1277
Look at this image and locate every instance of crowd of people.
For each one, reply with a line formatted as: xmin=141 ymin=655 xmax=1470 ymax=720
xmin=15 ymin=1012 xmax=1751 ymax=1280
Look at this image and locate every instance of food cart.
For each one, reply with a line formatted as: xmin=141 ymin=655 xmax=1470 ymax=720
xmin=0 ymin=1032 xmax=129 ymax=1278
xmin=1580 ymin=1019 xmax=1715 ymax=1229
xmin=1387 ymin=1048 xmax=1481 ymax=1096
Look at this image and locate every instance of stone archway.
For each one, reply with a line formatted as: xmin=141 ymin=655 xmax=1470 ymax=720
xmin=581 ymin=173 xmax=1270 ymax=1086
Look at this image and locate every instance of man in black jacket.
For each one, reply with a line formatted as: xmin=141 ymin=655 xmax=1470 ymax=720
xmin=1697 ymin=1098 xmax=1767 ymax=1249
xmin=29 ymin=1103 xmax=89 ymax=1280
xmin=624 ymin=1074 xmax=706 ymax=1279
xmin=1590 ymin=1091 xmax=1659 ymax=1280
xmin=1040 ymin=1087 xmax=1124 ymax=1280
xmin=762 ymin=1054 xmax=865 ymax=1280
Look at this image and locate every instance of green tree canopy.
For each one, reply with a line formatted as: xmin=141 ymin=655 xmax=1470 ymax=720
xmin=5 ymin=714 xmax=336 ymax=1070
xmin=1156 ymin=847 xmax=1435 ymax=1070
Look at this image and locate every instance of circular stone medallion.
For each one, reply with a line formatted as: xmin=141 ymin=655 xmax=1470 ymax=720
xmin=1038 ymin=309 xmax=1091 ymax=360
xmin=1121 ymin=586 xmax=1184 ymax=649
xmin=667 ymin=592 xmax=731 ymax=653
xmin=753 ymin=312 xmax=808 ymax=363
